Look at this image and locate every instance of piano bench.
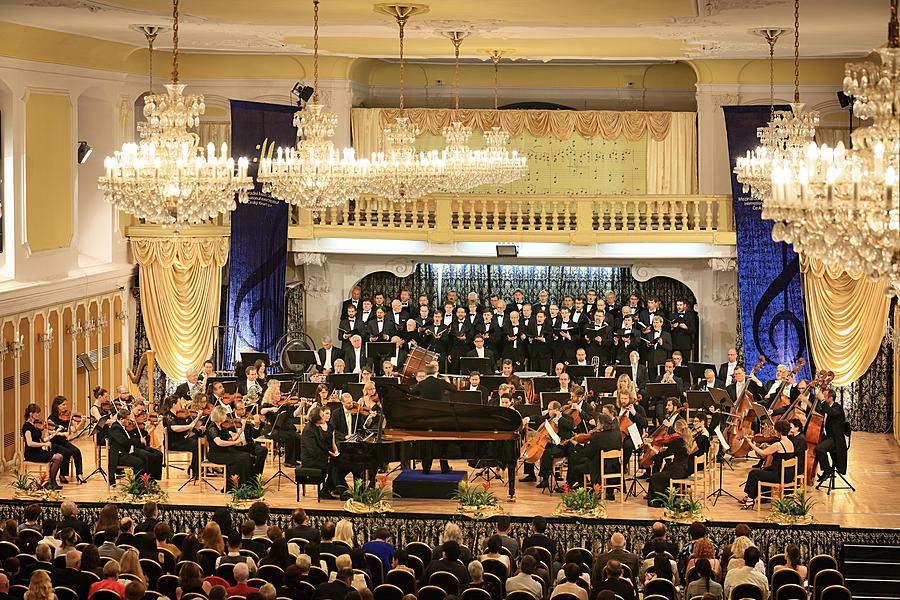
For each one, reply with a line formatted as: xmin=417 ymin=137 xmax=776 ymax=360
xmin=295 ymin=467 xmax=324 ymax=503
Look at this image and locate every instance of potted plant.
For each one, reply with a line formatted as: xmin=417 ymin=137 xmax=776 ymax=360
xmin=111 ymin=469 xmax=168 ymax=504
xmin=769 ymin=490 xmax=817 ymax=525
xmin=228 ymin=474 xmax=270 ymax=510
xmin=554 ymin=483 xmax=607 ymax=518
xmin=343 ymin=475 xmax=396 ymax=514
xmin=451 ymin=481 xmax=504 ymax=519
xmin=11 ymin=470 xmax=62 ymax=501
xmin=655 ymin=485 xmax=704 ymax=523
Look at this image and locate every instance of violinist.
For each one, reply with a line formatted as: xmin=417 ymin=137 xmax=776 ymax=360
xmin=332 ymin=393 xmax=360 ymax=442
xmin=738 ymin=420 xmax=795 ymax=509
xmin=209 ymin=382 xmax=230 ymax=414
xmin=21 ymin=403 xmax=64 ymax=490
xmin=265 ymin=387 xmax=300 ymax=468
xmin=523 ymin=401 xmax=575 ymax=490
xmin=358 ymin=381 xmax=383 ymax=431
xmin=114 ymin=386 xmax=136 ymax=412
xmin=47 ymin=396 xmax=85 ymax=484
xmin=205 ymin=406 xmax=252 ymax=491
xmin=161 ymin=395 xmax=201 ymax=479
xmin=258 ymin=380 xmax=285 ymax=425
xmin=617 ymin=389 xmax=648 ymax=466
xmin=565 ymin=385 xmax=592 ymax=434
xmin=566 ymin=413 xmax=621 ymax=496
xmin=232 ymin=398 xmax=268 ymax=477
xmin=90 ymin=386 xmax=114 ymax=446
xmin=128 ymin=404 xmax=163 ymax=480
xmin=646 ymin=419 xmax=694 ymax=506
xmin=107 ymin=410 xmax=150 ymax=484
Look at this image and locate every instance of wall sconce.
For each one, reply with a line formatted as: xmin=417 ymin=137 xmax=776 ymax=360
xmin=66 ymin=321 xmax=84 ymax=338
xmin=83 ymin=318 xmax=97 ymax=336
xmin=38 ymin=327 xmax=54 ymax=347
xmin=115 ymin=310 xmax=129 ymax=322
xmin=1 ymin=335 xmax=25 ymax=361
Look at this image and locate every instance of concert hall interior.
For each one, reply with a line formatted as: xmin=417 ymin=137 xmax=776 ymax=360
xmin=0 ymin=1 xmax=899 ymax=599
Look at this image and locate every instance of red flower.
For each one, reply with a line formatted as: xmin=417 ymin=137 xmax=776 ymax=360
xmin=231 ymin=474 xmax=240 ymax=486
xmin=483 ymin=481 xmax=491 ymax=490
xmin=39 ymin=472 xmax=48 ymax=483
xmin=593 ymin=483 xmax=601 ymax=493
xmin=562 ymin=483 xmax=570 ymax=493
xmin=141 ymin=473 xmax=151 ymax=485
xmin=378 ymin=475 xmax=390 ymax=488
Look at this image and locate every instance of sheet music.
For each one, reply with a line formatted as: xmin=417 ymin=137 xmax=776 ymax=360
xmin=714 ymin=425 xmax=730 ymax=451
xmin=627 ymin=423 xmax=642 ymax=449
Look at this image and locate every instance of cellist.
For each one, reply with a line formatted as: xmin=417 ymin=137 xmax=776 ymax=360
xmin=617 ymin=389 xmax=648 ymax=467
xmin=522 ymin=400 xmax=575 ymax=491
xmin=565 ymin=413 xmax=621 ymax=497
xmin=813 ymin=387 xmax=848 ymax=484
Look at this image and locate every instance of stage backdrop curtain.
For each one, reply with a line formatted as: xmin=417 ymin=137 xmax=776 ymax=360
xmin=647 ymin=112 xmax=697 ymax=194
xmin=131 ymin=236 xmax=229 ymax=379
xmin=801 ymin=256 xmax=891 ymax=386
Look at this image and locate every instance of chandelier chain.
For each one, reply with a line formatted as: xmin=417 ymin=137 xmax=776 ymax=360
xmin=313 ymin=0 xmax=319 ymax=102
xmin=890 ymin=0 xmax=899 ymax=48
xmin=490 ymin=51 xmax=501 ymax=110
xmin=397 ymin=14 xmax=406 ymax=110
xmin=142 ymin=28 xmax=158 ymax=94
xmin=172 ymin=0 xmax=179 ymax=84
xmin=765 ymin=31 xmax=778 ymax=117
xmin=452 ymin=35 xmax=462 ymax=111
xmin=793 ymin=0 xmax=800 ymax=102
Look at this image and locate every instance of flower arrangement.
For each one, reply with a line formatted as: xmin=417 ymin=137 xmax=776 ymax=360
xmin=11 ymin=470 xmax=62 ymax=501
xmin=228 ymin=474 xmax=270 ymax=510
xmin=344 ymin=476 xmax=396 ymax=513
xmin=555 ymin=483 xmax=607 ymax=518
xmin=655 ymin=485 xmax=704 ymax=523
xmin=111 ymin=469 xmax=167 ymax=504
xmin=451 ymin=481 xmax=504 ymax=519
xmin=769 ymin=490 xmax=817 ymax=525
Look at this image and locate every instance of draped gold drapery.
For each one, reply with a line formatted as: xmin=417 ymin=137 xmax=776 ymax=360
xmin=801 ymin=256 xmax=891 ymax=386
xmin=131 ymin=237 xmax=229 ymax=380
xmin=374 ymin=108 xmax=673 ymax=141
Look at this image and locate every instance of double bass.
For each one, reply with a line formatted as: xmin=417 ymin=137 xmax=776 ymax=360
xmin=768 ymin=358 xmax=806 ymax=414
xmin=725 ymin=355 xmax=766 ymax=457
xmin=803 ymin=370 xmax=835 ymax=482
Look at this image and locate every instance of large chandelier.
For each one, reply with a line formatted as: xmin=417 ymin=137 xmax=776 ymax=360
xmin=98 ymin=0 xmax=252 ymax=226
xmin=258 ymin=0 xmax=371 ymax=213
xmin=367 ymin=4 xmax=446 ymax=203
xmin=767 ymin=0 xmax=900 ymax=293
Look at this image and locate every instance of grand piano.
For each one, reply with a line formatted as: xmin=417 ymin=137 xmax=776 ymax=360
xmin=338 ymin=382 xmax=523 ymax=497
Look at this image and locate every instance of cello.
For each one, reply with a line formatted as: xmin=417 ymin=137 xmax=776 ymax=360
xmin=725 ymin=355 xmax=766 ymax=457
xmin=639 ymin=401 xmax=688 ymax=468
xmin=803 ymin=371 xmax=835 ymax=482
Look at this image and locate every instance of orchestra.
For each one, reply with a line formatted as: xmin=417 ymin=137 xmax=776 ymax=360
xmin=22 ymin=286 xmax=854 ymax=511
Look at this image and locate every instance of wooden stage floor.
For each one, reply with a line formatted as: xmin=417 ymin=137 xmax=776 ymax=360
xmin=2 ymin=432 xmax=897 ymax=528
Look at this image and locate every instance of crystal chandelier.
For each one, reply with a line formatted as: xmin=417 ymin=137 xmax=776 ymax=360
xmin=98 ymin=0 xmax=252 ymax=226
xmin=367 ymin=4 xmax=446 ymax=203
xmin=768 ymin=0 xmax=900 ymax=293
xmin=258 ymin=0 xmax=371 ymax=213
xmin=485 ymin=50 xmax=528 ymax=185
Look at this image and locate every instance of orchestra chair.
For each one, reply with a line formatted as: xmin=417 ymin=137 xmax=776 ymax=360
xmin=585 ymin=449 xmax=625 ymax=504
xmin=671 ymin=453 xmax=708 ymax=507
xmin=253 ymin=435 xmax=275 ymax=466
xmin=295 ymin=466 xmax=324 ymax=502
xmin=545 ymin=457 xmax=567 ymax=495
xmin=163 ymin=428 xmax=193 ymax=480
xmin=757 ymin=456 xmax=799 ymax=511
xmin=197 ymin=437 xmax=227 ymax=493
xmin=776 ymin=583 xmax=807 ymax=600
xmin=17 ymin=443 xmax=44 ymax=478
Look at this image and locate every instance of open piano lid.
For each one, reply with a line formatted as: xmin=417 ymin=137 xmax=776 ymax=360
xmin=377 ymin=382 xmax=523 ymax=434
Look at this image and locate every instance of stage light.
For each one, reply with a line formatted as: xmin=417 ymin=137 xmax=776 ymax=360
xmin=77 ymin=141 xmax=92 ymax=164
xmin=496 ymin=244 xmax=518 ymax=257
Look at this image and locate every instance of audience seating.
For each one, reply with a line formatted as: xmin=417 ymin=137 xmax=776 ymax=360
xmin=776 ymin=583 xmax=807 ymax=600
xmin=259 ymin=563 xmax=286 ymax=587
xmin=506 ymin=591 xmax=539 ymax=600
xmin=771 ymin=568 xmax=803 ymax=598
xmin=366 ymin=551 xmax=386 ymax=587
xmin=417 ymin=584 xmax=448 ymax=600
xmin=429 ymin=570 xmax=461 ymax=595
xmin=644 ymin=577 xmax=677 ymax=600
xmin=731 ymin=582 xmax=765 ymax=600
xmin=808 ymin=554 xmax=839 ymax=588
xmin=813 ymin=569 xmax=845 ymax=600
xmin=53 ymin=586 xmax=78 ymax=600
xmin=461 ymin=587 xmax=492 ymax=600
xmin=374 ymin=583 xmax=406 ymax=600
xmin=819 ymin=585 xmax=852 ymax=600
xmin=386 ymin=568 xmax=417 ymax=594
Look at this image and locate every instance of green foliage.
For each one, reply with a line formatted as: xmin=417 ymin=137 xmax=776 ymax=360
xmin=451 ymin=481 xmax=499 ymax=508
xmin=343 ymin=476 xmax=397 ymax=508
xmin=559 ymin=483 xmax=605 ymax=512
xmin=116 ymin=468 xmax=167 ymax=503
xmin=655 ymin=485 xmax=703 ymax=518
xmin=12 ymin=470 xmax=47 ymax=491
xmin=229 ymin=474 xmax=270 ymax=503
xmin=772 ymin=490 xmax=817 ymax=517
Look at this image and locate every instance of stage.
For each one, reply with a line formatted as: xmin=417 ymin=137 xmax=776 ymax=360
xmin=1 ymin=432 xmax=898 ymax=530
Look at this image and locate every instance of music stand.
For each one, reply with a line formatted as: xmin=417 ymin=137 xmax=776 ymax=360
xmin=646 ymin=383 xmax=679 ymax=399
xmin=532 ymin=377 xmax=560 ymax=394
xmin=707 ymin=426 xmax=740 ymax=504
xmin=685 ymin=391 xmax=716 ymax=413
xmin=264 ymin=411 xmax=296 ymax=490
xmin=539 ymin=392 xmax=570 ymax=409
xmin=347 ymin=383 xmax=365 ymax=401
xmin=365 ymin=342 xmax=395 ymax=359
xmin=449 ymin=390 xmax=483 ymax=405
xmin=586 ymin=377 xmax=617 ymax=398
xmin=566 ymin=365 xmax=594 ymax=383
xmin=459 ymin=357 xmax=492 ymax=375
xmin=688 ymin=362 xmax=716 ymax=382
xmin=241 ymin=352 xmax=269 ymax=367
xmin=674 ymin=365 xmax=694 ymax=388
xmin=481 ymin=375 xmax=507 ymax=392
xmin=328 ymin=373 xmax=358 ymax=396
xmin=205 ymin=377 xmax=237 ymax=394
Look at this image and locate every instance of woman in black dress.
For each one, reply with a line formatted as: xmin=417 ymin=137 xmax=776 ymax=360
xmin=89 ymin=386 xmax=114 ymax=447
xmin=300 ymin=405 xmax=339 ymax=500
xmin=739 ymin=419 xmax=796 ymax=509
xmin=21 ymin=403 xmax=64 ymax=489
xmin=47 ymin=396 xmax=85 ymax=484
xmin=162 ymin=395 xmax=201 ymax=479
xmin=205 ymin=405 xmax=252 ymax=490
xmin=646 ymin=419 xmax=694 ymax=506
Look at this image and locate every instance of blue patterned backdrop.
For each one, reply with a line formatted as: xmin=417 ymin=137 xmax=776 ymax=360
xmin=224 ymin=100 xmax=295 ymax=365
xmin=724 ymin=105 xmax=811 ymax=381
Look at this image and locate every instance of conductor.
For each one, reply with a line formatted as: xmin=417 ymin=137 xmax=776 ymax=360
xmin=410 ymin=362 xmax=456 ymax=474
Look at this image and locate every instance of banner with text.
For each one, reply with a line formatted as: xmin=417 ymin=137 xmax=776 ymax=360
xmin=225 ymin=99 xmax=295 ymax=366
xmin=723 ymin=105 xmax=811 ymax=381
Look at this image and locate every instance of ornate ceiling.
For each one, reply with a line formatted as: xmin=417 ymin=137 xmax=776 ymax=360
xmin=2 ymin=0 xmax=891 ymax=61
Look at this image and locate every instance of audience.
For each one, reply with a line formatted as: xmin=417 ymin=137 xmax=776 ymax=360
xmin=333 ymin=554 xmax=368 ymax=590
xmin=494 ymin=516 xmax=519 ymax=559
xmin=217 ymin=531 xmax=258 ymax=573
xmin=773 ymin=544 xmax=807 ymax=583
xmin=97 ymin=526 xmax=124 ymax=561
xmin=677 ymin=522 xmax=718 ymax=579
xmin=57 ymin=501 xmax=92 ymax=549
xmin=226 ymin=562 xmax=259 ymax=597
xmin=505 ymin=555 xmax=542 ymax=598
xmin=723 ymin=547 xmax=768 ymax=600
xmin=684 ymin=558 xmax=724 ymax=599
xmin=481 ymin=535 xmax=511 ymax=574
xmin=522 ymin=516 xmax=558 ymax=561
xmin=593 ymin=560 xmax=636 ymax=600
xmin=639 ymin=540 xmax=679 ymax=586
xmin=640 ymin=522 xmax=679 ymax=559
xmin=686 ymin=538 xmax=721 ymax=581
xmin=24 ymin=570 xmax=55 ymax=600
xmin=201 ymin=521 xmax=225 ymax=554
xmin=134 ymin=500 xmax=161 ymax=534
xmin=317 ymin=567 xmax=356 ymax=600
xmin=436 ymin=523 xmax=474 ymax=565
xmin=176 ymin=561 xmax=210 ymax=599
xmin=286 ymin=508 xmax=321 ymax=544
xmin=725 ymin=537 xmax=764 ymax=575
xmin=88 ymin=559 xmax=125 ymax=599
xmin=421 ymin=541 xmax=470 ymax=587
xmin=361 ymin=527 xmax=394 ymax=573
xmin=551 ymin=563 xmax=588 ymax=600
xmin=595 ymin=533 xmax=640 ymax=585
xmin=719 ymin=524 xmax=752 ymax=568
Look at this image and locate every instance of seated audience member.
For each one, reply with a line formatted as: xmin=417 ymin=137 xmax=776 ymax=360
xmin=155 ymin=522 xmax=182 ymax=560
xmin=723 ymin=547 xmax=768 ymax=600
xmin=286 ymin=508 xmax=321 ymax=544
xmin=176 ymin=561 xmax=211 ymax=599
xmin=316 ymin=568 xmax=356 ymax=600
xmin=333 ymin=554 xmax=367 ymax=591
xmin=97 ymin=526 xmax=125 ymax=561
xmin=677 ymin=522 xmax=718 ymax=578
xmin=52 ymin=549 xmax=94 ymax=598
xmin=217 ymin=531 xmax=259 ymax=574
xmin=88 ymin=559 xmax=126 ymax=600
xmin=641 ymin=553 xmax=679 ymax=589
xmin=390 ymin=550 xmax=416 ymax=576
xmin=640 ymin=522 xmax=679 ymax=558
xmin=124 ymin=580 xmax=147 ymax=600
xmin=522 ymin=516 xmax=558 ymax=560
xmin=505 ymin=555 xmax=543 ymax=598
xmin=241 ymin=519 xmax=268 ymax=559
xmin=58 ymin=501 xmax=93 ymax=547
xmin=80 ymin=545 xmax=103 ymax=578
xmin=773 ymin=544 xmax=807 ymax=583
xmin=639 ymin=540 xmax=680 ymax=586
xmin=421 ymin=541 xmax=470 ymax=587
xmin=719 ymin=524 xmax=753 ymax=570
xmin=279 ymin=564 xmax=307 ymax=600
xmin=595 ymin=533 xmax=640 ymax=585
xmin=481 ymin=535 xmax=511 ymax=574
xmin=684 ymin=559 xmax=724 ymax=600
xmin=551 ymin=563 xmax=588 ymax=600
xmin=686 ymin=539 xmax=721 ymax=582
xmin=467 ymin=560 xmax=501 ymax=599
xmin=320 ymin=522 xmax=350 ymax=558
xmin=135 ymin=501 xmax=161 ymax=534
xmin=436 ymin=523 xmax=475 ymax=565
xmin=724 ymin=537 xmax=764 ymax=575
xmin=361 ymin=527 xmax=394 ymax=574
xmin=226 ymin=562 xmax=260 ymax=597
xmin=595 ymin=560 xmax=636 ymax=600
xmin=494 ymin=515 xmax=519 ymax=559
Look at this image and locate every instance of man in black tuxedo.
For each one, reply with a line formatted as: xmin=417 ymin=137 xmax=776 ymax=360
xmin=316 ymin=337 xmax=339 ymax=373
xmin=463 ymin=371 xmax=489 ymax=404
xmin=639 ymin=296 xmax=668 ymax=334
xmin=174 ymin=368 xmax=203 ymax=402
xmin=107 ymin=412 xmax=149 ymax=484
xmin=475 ymin=309 xmax=500 ymax=358
xmin=366 ymin=307 xmax=395 ymax=344
xmin=410 ymin=364 xmax=457 ymax=474
xmin=465 ymin=334 xmax=495 ymax=370
xmin=338 ymin=305 xmax=364 ymax=352
xmin=237 ymin=365 xmax=264 ymax=399
xmin=526 ymin=401 xmax=575 ymax=490
xmin=669 ymin=299 xmax=698 ymax=362
xmin=385 ymin=335 xmax=408 ymax=375
xmin=718 ymin=347 xmax=740 ymax=387
xmin=653 ymin=358 xmax=684 ymax=423
xmin=52 ymin=549 xmax=94 ymax=599
xmin=814 ymin=387 xmax=849 ymax=481
xmin=533 ymin=290 xmax=552 ymax=315
xmin=527 ymin=311 xmax=553 ymax=374
xmin=358 ymin=298 xmax=375 ymax=326
xmin=643 ymin=316 xmax=672 ymax=375
xmin=447 ymin=306 xmax=473 ymax=375
xmin=340 ymin=286 xmax=362 ymax=320
xmin=342 ymin=335 xmax=368 ymax=374
xmin=507 ymin=289 xmax=526 ymax=316
xmin=760 ymin=363 xmax=799 ymax=407
xmin=567 ymin=413 xmax=621 ymax=497
xmin=502 ymin=311 xmax=527 ymax=370
xmin=285 ymin=508 xmax=321 ymax=545
xmin=697 ymin=368 xmax=724 ymax=392
xmin=719 ymin=365 xmax=763 ymax=433
xmin=331 ymin=393 xmax=360 ymax=442
xmin=423 ymin=310 xmax=449 ymax=366
xmin=388 ymin=299 xmax=410 ymax=331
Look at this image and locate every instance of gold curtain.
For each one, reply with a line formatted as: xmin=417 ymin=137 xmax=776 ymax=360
xmin=373 ymin=108 xmax=675 ymax=141
xmin=800 ymin=256 xmax=891 ymax=386
xmin=647 ymin=112 xmax=698 ymax=194
xmin=131 ymin=237 xmax=229 ymax=380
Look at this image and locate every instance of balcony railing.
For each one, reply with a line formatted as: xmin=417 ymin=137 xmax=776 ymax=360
xmin=289 ymin=194 xmax=735 ymax=245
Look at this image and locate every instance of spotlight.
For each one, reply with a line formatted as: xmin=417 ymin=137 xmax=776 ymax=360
xmin=77 ymin=141 xmax=92 ymax=164
xmin=496 ymin=244 xmax=518 ymax=257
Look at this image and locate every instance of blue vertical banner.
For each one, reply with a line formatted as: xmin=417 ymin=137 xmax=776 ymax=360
xmin=225 ymin=100 xmax=296 ymax=363
xmin=723 ymin=105 xmax=811 ymax=381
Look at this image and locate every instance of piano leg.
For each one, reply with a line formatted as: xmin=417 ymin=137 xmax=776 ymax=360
xmin=507 ymin=464 xmax=516 ymax=500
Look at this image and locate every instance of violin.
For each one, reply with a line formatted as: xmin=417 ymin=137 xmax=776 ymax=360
xmin=639 ymin=402 xmax=688 ymax=468
xmin=32 ymin=418 xmax=46 ymax=431
xmin=98 ymin=398 xmax=113 ymax=413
